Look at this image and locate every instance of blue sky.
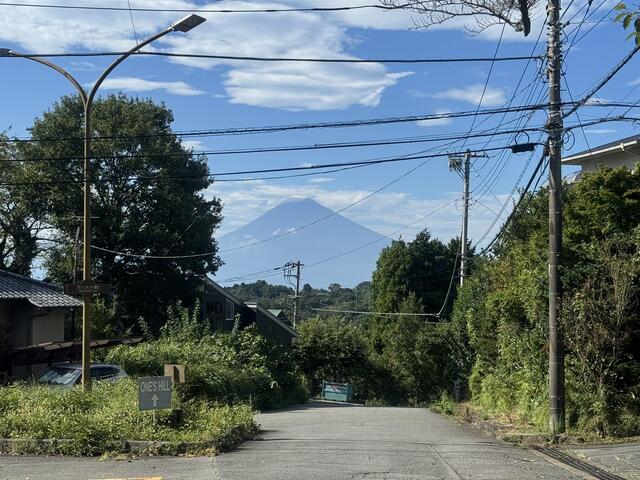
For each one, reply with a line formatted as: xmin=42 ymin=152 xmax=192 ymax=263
xmin=0 ymin=0 xmax=638 ymax=273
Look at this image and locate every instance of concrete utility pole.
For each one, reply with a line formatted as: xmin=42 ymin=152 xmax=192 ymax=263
xmin=294 ymin=261 xmax=302 ymax=329
xmin=284 ymin=260 xmax=303 ymax=329
xmin=449 ymin=150 xmax=484 ymax=286
xmin=546 ymin=0 xmax=565 ymax=433
xmin=1 ymin=14 xmax=206 ymax=391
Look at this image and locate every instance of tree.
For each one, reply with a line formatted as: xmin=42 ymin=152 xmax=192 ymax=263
xmin=615 ymin=3 xmax=640 ymax=46
xmin=381 ymin=0 xmax=536 ymax=36
xmin=18 ymin=94 xmax=223 ymax=332
xmin=295 ymin=316 xmax=369 ymax=395
xmin=0 ymin=135 xmax=45 ymax=276
xmin=371 ymin=230 xmax=460 ymax=316
xmin=453 ymin=166 xmax=640 ymax=433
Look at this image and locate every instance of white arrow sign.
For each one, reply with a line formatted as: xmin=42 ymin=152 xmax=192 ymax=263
xmin=138 ymin=376 xmax=172 ymax=411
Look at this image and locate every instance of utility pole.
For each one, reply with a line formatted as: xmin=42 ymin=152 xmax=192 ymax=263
xmin=449 ymin=150 xmax=484 ymax=286
xmin=294 ymin=261 xmax=302 ymax=329
xmin=284 ymin=261 xmax=304 ymax=329
xmin=546 ymin=0 xmax=565 ymax=433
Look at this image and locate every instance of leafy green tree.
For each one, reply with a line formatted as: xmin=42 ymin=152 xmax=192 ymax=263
xmin=371 ymin=230 xmax=463 ymax=316
xmin=615 ymin=3 xmax=640 ymax=45
xmin=0 ymin=135 xmax=44 ymax=275
xmin=295 ymin=316 xmax=369 ymax=394
xmin=18 ymin=94 xmax=223 ymax=332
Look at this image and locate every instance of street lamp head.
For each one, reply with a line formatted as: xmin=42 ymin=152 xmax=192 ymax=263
xmin=171 ymin=14 xmax=206 ymax=33
xmin=0 ymin=48 xmax=13 ymax=57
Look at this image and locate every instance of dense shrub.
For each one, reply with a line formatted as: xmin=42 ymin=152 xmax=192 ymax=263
xmin=453 ymin=166 xmax=640 ymax=435
xmin=0 ymin=380 xmax=256 ymax=456
xmin=107 ymin=325 xmax=308 ymax=410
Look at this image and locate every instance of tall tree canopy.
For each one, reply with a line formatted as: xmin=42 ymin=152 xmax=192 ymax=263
xmin=0 ymin=134 xmax=44 ymax=276
xmin=17 ymin=94 xmax=223 ymax=332
xmin=371 ymin=230 xmax=463 ymax=316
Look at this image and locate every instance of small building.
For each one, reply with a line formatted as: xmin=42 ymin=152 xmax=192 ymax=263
xmin=563 ymin=133 xmax=640 ymax=178
xmin=0 ymin=270 xmax=81 ymax=379
xmin=200 ymin=278 xmax=297 ymax=345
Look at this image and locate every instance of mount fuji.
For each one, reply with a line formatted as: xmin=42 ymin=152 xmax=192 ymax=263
xmin=213 ymin=198 xmax=390 ymax=287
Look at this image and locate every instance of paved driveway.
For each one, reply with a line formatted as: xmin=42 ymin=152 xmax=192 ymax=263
xmin=213 ymin=402 xmax=580 ymax=480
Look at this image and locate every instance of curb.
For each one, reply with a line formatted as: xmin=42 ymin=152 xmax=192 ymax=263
xmin=0 ymin=437 xmax=219 ymax=456
xmin=457 ymin=407 xmax=584 ymax=445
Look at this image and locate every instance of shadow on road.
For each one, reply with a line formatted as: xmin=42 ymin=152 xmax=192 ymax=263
xmin=262 ymin=400 xmax=363 ymax=413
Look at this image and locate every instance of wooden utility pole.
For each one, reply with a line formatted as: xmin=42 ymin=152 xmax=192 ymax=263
xmin=546 ymin=0 xmax=565 ymax=433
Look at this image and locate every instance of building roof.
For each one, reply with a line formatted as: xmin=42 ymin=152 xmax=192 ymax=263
xmin=0 ymin=270 xmax=82 ymax=308
xmin=245 ymin=302 xmax=298 ymax=338
xmin=6 ymin=337 xmax=143 ymax=367
xmin=562 ymin=133 xmax=640 ymax=165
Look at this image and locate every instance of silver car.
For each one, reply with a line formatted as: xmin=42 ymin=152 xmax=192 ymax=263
xmin=36 ymin=363 xmax=127 ymax=387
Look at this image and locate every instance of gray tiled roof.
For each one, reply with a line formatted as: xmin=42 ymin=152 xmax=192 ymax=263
xmin=0 ymin=270 xmax=82 ymax=308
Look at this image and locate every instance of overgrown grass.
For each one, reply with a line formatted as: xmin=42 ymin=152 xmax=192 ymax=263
xmin=106 ymin=328 xmax=308 ymax=410
xmin=430 ymin=392 xmax=456 ymax=416
xmin=0 ymin=380 xmax=257 ymax=456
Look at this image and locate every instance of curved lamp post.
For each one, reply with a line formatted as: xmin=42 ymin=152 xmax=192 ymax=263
xmin=1 ymin=13 xmax=206 ymax=391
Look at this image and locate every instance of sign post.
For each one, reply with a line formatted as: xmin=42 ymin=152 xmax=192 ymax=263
xmin=138 ymin=376 xmax=172 ymax=412
xmin=65 ymin=280 xmax=113 ymax=296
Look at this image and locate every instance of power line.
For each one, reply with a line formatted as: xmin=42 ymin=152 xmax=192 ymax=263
xmin=6 ymin=50 xmax=543 ymax=64
xmin=564 ymin=45 xmax=640 ymax=119
xmin=4 ymin=126 xmax=548 ymax=163
xmin=310 ymin=308 xmax=440 ymax=319
xmin=476 ymin=46 xmax=640 ymax=253
xmin=6 ymin=102 xmax=635 ymax=144
xmin=0 ymin=145 xmax=520 ymax=187
xmin=2 ymin=118 xmax=634 ymax=186
xmin=475 ymin=148 xmax=548 ymax=253
xmin=0 ymin=1 xmax=422 ymax=13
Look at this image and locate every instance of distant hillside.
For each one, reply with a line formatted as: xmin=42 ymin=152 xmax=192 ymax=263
xmin=213 ymin=198 xmax=390 ymax=287
xmin=224 ymin=280 xmax=373 ymax=324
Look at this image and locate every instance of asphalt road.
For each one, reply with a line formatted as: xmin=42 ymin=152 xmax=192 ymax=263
xmin=214 ymin=402 xmax=581 ymax=480
xmin=0 ymin=402 xmax=583 ymax=480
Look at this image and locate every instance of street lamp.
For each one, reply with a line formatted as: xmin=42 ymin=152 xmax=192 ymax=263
xmin=1 ymin=14 xmax=206 ymax=391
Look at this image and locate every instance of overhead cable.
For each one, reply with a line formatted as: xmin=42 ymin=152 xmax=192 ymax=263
xmin=0 ymin=1 xmax=421 ymax=13
xmin=5 ymin=50 xmax=543 ymax=64
xmin=311 ymin=308 xmax=441 ymax=319
xmin=8 ymin=101 xmax=635 ymax=145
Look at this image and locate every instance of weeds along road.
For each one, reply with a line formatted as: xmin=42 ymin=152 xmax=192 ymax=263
xmin=1 ymin=402 xmax=582 ymax=480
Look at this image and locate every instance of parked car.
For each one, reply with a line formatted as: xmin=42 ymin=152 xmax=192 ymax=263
xmin=36 ymin=363 xmax=127 ymax=387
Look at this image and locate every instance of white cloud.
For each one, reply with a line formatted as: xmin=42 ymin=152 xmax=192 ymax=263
xmin=584 ymin=128 xmax=616 ymax=135
xmin=628 ymin=78 xmax=640 ymax=86
xmin=431 ymin=84 xmax=508 ymax=107
xmin=98 ymin=77 xmax=206 ymax=96
xmin=308 ymin=177 xmax=335 ymax=183
xmin=416 ymin=109 xmax=453 ymax=127
xmin=181 ymin=140 xmax=206 ymax=150
xmin=225 ymin=63 xmax=411 ymax=110
xmin=0 ymin=0 xmax=413 ymax=111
